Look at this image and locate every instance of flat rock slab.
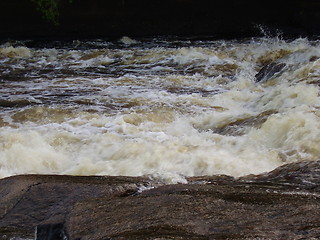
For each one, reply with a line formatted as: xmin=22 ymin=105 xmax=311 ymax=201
xmin=0 ymin=175 xmax=150 ymax=239
xmin=1 ymin=161 xmax=320 ymax=239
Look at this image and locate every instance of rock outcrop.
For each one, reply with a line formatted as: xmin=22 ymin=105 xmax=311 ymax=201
xmin=1 ymin=160 xmax=320 ymax=239
xmin=0 ymin=175 xmax=150 ymax=239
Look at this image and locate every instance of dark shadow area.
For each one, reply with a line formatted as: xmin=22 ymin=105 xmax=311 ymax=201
xmin=0 ymin=0 xmax=320 ymax=40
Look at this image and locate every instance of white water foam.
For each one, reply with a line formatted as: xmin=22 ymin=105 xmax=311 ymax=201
xmin=1 ymin=38 xmax=320 ymax=182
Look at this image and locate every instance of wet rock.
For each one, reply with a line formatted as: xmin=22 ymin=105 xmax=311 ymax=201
xmin=0 ymin=99 xmax=34 ymax=108
xmin=209 ymin=110 xmax=276 ymax=136
xmin=166 ymin=87 xmax=221 ymax=97
xmin=241 ymin=159 xmax=320 ymax=190
xmin=255 ymin=62 xmax=286 ymax=83
xmin=1 ymin=161 xmax=320 ymax=239
xmin=66 ymin=179 xmax=320 ymax=239
xmin=0 ymin=175 xmax=150 ymax=239
xmin=35 ymin=223 xmax=66 ymax=240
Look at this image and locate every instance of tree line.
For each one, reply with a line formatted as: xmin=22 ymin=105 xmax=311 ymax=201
xmin=31 ymin=0 xmax=73 ymax=25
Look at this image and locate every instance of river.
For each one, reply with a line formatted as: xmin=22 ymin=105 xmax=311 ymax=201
xmin=1 ymin=36 xmax=320 ymax=183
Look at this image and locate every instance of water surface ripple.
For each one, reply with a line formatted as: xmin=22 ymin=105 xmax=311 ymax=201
xmin=1 ymin=37 xmax=320 ymax=182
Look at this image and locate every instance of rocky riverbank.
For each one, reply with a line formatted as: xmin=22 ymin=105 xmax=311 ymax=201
xmin=1 ymin=160 xmax=320 ymax=239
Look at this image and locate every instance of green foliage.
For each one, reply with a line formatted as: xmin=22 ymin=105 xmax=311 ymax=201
xmin=31 ymin=0 xmax=73 ymax=25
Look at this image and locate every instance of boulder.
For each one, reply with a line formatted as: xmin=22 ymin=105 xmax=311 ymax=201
xmin=1 ymin=161 xmax=320 ymax=239
xmin=255 ymin=62 xmax=286 ymax=83
xmin=0 ymin=175 xmax=150 ymax=239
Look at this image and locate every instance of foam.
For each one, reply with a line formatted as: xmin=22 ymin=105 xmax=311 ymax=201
xmin=1 ymin=38 xmax=320 ymax=181
xmin=0 ymin=46 xmax=32 ymax=58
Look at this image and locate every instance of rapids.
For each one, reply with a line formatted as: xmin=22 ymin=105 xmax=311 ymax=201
xmin=1 ymin=37 xmax=320 ymax=183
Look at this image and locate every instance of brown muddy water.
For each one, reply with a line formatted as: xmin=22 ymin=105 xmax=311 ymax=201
xmin=1 ymin=36 xmax=320 ymax=183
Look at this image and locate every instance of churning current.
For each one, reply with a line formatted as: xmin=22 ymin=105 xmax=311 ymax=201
xmin=1 ymin=37 xmax=320 ymax=183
